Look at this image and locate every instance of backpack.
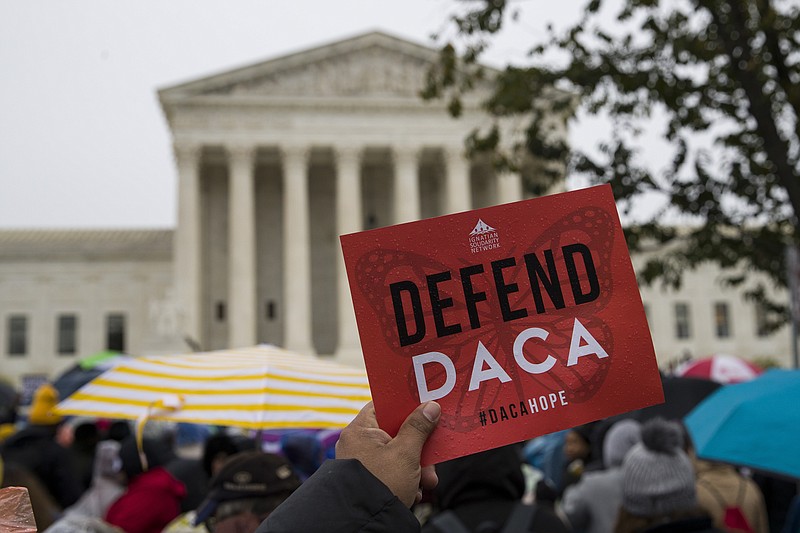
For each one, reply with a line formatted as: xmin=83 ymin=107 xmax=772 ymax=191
xmin=698 ymin=477 xmax=754 ymax=533
xmin=428 ymin=503 xmax=537 ymax=533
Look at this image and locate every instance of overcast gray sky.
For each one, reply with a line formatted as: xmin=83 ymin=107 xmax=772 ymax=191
xmin=0 ymin=0 xmax=600 ymax=229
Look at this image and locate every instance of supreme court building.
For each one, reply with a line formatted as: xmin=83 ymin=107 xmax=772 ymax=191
xmin=159 ymin=31 xmax=564 ymax=365
xmin=0 ymin=31 xmax=793 ymax=389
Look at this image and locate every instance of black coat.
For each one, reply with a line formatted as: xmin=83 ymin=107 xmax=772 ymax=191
xmin=422 ymin=501 xmax=571 ymax=533
xmin=165 ymin=457 xmax=210 ymax=513
xmin=421 ymin=445 xmax=570 ymax=533
xmin=1 ymin=425 xmax=83 ymax=508
xmin=257 ymin=459 xmax=420 ymax=533
xmin=642 ymin=516 xmax=724 ymax=533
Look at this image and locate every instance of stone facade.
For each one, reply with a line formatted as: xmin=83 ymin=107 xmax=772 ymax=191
xmin=158 ymin=31 xmax=563 ymax=364
xmin=0 ymin=230 xmax=184 ymax=389
xmin=638 ymin=260 xmax=792 ymax=369
xmin=0 ymin=31 xmax=793 ymax=390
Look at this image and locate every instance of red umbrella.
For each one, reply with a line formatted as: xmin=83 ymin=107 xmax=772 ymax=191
xmin=675 ymin=354 xmax=762 ymax=384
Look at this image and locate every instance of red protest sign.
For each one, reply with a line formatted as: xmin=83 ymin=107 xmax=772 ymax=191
xmin=340 ymin=184 xmax=663 ymax=465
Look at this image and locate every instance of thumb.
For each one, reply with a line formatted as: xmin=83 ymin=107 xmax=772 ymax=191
xmin=393 ymin=401 xmax=441 ymax=456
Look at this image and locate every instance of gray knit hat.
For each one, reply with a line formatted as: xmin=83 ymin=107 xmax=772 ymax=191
xmin=603 ymin=418 xmax=642 ymax=468
xmin=621 ymin=418 xmax=696 ymax=516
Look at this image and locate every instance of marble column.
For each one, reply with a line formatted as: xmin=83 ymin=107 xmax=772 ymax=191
xmin=173 ymin=142 xmax=203 ymax=350
xmin=282 ymin=145 xmax=314 ymax=354
xmin=392 ymin=146 xmax=421 ymax=223
xmin=497 ymin=171 xmax=523 ymax=204
xmin=334 ymin=146 xmax=363 ymax=363
xmin=226 ymin=144 xmax=257 ymax=348
xmin=443 ymin=146 xmax=472 ymax=214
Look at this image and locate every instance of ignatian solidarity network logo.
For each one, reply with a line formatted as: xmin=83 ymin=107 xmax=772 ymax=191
xmin=469 ymin=219 xmax=500 ymax=254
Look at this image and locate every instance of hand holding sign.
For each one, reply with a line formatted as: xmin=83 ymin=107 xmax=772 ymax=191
xmin=336 ymin=401 xmax=441 ymax=507
xmin=341 ymin=185 xmax=663 ymax=464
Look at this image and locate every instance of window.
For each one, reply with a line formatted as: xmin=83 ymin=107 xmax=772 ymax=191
xmin=7 ymin=315 xmax=28 ymax=356
xmin=675 ymin=302 xmax=691 ymax=339
xmin=755 ymin=303 xmax=770 ymax=337
xmin=106 ymin=313 xmax=126 ymax=352
xmin=714 ymin=302 xmax=731 ymax=338
xmin=265 ymin=300 xmax=277 ymax=321
xmin=57 ymin=314 xmax=78 ymax=355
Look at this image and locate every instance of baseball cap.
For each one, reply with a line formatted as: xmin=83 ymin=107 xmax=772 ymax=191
xmin=193 ymin=451 xmax=300 ymax=526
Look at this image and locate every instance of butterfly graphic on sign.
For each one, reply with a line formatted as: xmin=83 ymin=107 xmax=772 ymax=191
xmin=352 ymin=205 xmax=616 ymax=435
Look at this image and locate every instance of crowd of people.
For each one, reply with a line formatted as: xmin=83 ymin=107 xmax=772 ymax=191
xmin=0 ymin=384 xmax=798 ymax=532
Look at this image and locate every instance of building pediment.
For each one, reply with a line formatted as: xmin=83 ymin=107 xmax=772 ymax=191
xmin=159 ymin=31 xmax=495 ymax=102
xmin=204 ymin=45 xmax=430 ymax=98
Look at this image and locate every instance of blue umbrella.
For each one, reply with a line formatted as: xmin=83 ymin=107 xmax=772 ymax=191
xmin=685 ymin=369 xmax=800 ymax=479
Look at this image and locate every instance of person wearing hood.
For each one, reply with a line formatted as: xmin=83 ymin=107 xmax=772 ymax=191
xmin=104 ymin=435 xmax=186 ymax=533
xmin=68 ymin=420 xmax=101 ymax=493
xmin=0 ymin=383 xmax=83 ymax=509
xmin=422 ymin=444 xmax=571 ymax=533
xmin=561 ymin=418 xmax=642 ymax=533
xmin=44 ymin=439 xmax=126 ymax=532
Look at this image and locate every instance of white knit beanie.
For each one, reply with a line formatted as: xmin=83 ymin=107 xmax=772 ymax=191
xmin=621 ymin=418 xmax=696 ymax=516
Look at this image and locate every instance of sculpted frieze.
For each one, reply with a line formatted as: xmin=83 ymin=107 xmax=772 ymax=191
xmin=206 ymin=47 xmax=430 ymax=98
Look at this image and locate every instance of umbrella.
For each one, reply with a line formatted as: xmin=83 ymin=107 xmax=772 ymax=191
xmin=632 ymin=374 xmax=722 ymax=421
xmin=685 ymin=369 xmax=800 ymax=479
xmin=53 ymin=350 xmax=130 ymax=401
xmin=55 ymin=345 xmax=371 ymax=430
xmin=675 ymin=354 xmax=762 ymax=384
xmin=587 ymin=375 xmax=721 ymax=463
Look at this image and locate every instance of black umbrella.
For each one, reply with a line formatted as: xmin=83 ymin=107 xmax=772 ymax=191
xmin=52 ymin=365 xmax=107 ymax=402
xmin=588 ymin=374 xmax=721 ymax=465
xmin=52 ymin=350 xmax=128 ymax=401
xmin=633 ymin=375 xmax=722 ymax=422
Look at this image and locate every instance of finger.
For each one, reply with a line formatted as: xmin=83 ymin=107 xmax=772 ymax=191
xmin=392 ymin=401 xmax=440 ymax=458
xmin=349 ymin=401 xmax=377 ymax=429
xmin=336 ymin=402 xmax=378 ymax=458
xmin=420 ymin=465 xmax=438 ymax=491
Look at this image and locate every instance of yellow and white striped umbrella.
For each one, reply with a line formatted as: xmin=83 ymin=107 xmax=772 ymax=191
xmin=55 ymin=345 xmax=371 ymax=430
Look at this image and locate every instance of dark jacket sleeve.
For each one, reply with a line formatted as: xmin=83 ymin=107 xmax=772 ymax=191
xmin=257 ymin=459 xmax=421 ymax=533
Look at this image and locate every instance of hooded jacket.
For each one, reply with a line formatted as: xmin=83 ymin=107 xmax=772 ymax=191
xmin=0 ymin=424 xmax=83 ymax=509
xmin=104 ymin=436 xmax=185 ymax=533
xmin=60 ymin=440 xmax=126 ymax=520
xmin=422 ymin=444 xmax=570 ymax=533
xmin=105 ymin=466 xmax=186 ymax=533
